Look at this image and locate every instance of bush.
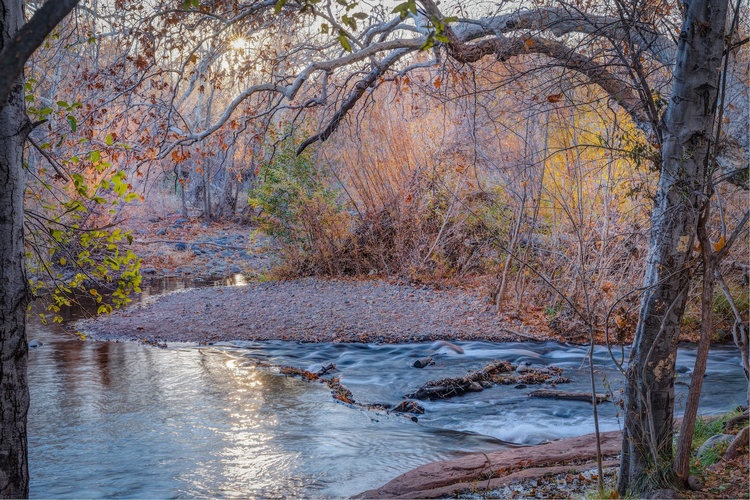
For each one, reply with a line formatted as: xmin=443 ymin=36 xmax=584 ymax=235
xmin=249 ymin=139 xmax=351 ymax=275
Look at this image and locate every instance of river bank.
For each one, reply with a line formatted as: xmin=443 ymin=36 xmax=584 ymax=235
xmin=78 ymin=277 xmax=545 ymax=344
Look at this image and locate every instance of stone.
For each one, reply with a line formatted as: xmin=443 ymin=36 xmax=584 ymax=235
xmin=467 ymin=382 xmax=483 ymax=392
xmin=480 ymin=380 xmax=493 ymax=389
xmin=141 ymin=267 xmax=157 ymax=275
xmin=516 ymin=363 xmax=530 ymax=373
xmin=392 ymin=400 xmax=425 ymax=414
xmin=413 ymin=356 xmax=434 ymax=369
xmin=174 ymin=242 xmax=188 ymax=251
xmin=687 ymin=475 xmax=703 ymax=491
xmin=174 ymin=218 xmax=189 ymax=224
xmin=514 ymin=384 xmax=527 ymax=389
xmin=156 ymin=228 xmax=167 ymax=236
xmin=697 ymin=433 xmax=734 ymax=458
xmin=28 ymin=339 xmax=43 ymax=348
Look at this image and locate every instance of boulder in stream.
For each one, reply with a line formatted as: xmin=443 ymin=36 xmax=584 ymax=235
xmin=413 ymin=356 xmax=434 ymax=368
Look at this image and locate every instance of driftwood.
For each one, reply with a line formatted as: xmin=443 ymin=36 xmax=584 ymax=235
xmin=405 ymin=361 xmax=569 ymax=400
xmin=529 ymin=390 xmax=608 ymax=404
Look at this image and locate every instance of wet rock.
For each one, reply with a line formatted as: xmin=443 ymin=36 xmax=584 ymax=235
xmin=516 ymin=362 xmax=531 ymax=373
xmin=174 ymin=242 xmax=188 ymax=251
xmin=392 ymin=400 xmax=425 ymax=414
xmin=142 ymin=267 xmax=157 ymax=275
xmin=406 ymin=361 xmax=514 ymax=400
xmin=697 ymin=433 xmax=734 ymax=459
xmin=467 ymin=382 xmax=483 ymax=392
xmin=175 ymin=218 xmax=189 ymax=224
xmin=687 ymin=475 xmax=703 ymax=491
xmin=156 ymin=228 xmax=167 ymax=236
xmin=413 ymin=356 xmax=434 ymax=368
xmin=480 ymin=380 xmax=493 ymax=389
xmin=514 ymin=384 xmax=527 ymax=389
xmin=28 ymin=339 xmax=43 ymax=348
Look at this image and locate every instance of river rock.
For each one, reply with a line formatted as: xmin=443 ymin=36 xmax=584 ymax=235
xmin=392 ymin=400 xmax=425 ymax=414
xmin=516 ymin=362 xmax=531 ymax=373
xmin=687 ymin=475 xmax=703 ymax=491
xmin=142 ymin=267 xmax=157 ymax=275
xmin=413 ymin=356 xmax=434 ymax=368
xmin=174 ymin=242 xmax=188 ymax=251
xmin=156 ymin=228 xmax=167 ymax=236
xmin=467 ymin=382 xmax=483 ymax=392
xmin=28 ymin=339 xmax=43 ymax=348
xmin=697 ymin=433 xmax=734 ymax=458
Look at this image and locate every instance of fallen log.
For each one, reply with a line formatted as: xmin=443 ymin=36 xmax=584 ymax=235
xmin=529 ymin=390 xmax=608 ymax=404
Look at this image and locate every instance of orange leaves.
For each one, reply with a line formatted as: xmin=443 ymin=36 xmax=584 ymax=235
xmin=171 ymin=149 xmax=192 ymax=164
xmin=547 ymin=93 xmax=564 ymax=103
xmin=432 ymin=76 xmax=442 ymax=88
xmin=712 ymin=235 xmax=726 ymax=252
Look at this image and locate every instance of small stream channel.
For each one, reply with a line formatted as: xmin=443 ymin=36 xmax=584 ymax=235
xmin=27 ymin=277 xmax=748 ymax=498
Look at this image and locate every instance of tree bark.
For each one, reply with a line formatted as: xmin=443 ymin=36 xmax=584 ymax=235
xmin=617 ymin=0 xmax=729 ymax=494
xmin=0 ymin=0 xmax=30 ymax=496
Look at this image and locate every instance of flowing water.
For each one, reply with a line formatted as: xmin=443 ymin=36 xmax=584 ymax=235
xmin=27 ymin=278 xmax=748 ymax=498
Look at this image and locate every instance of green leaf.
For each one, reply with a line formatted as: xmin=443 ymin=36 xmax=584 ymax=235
xmin=56 ymin=100 xmax=69 ymax=107
xmin=106 ymin=134 xmax=113 ymax=146
xmin=338 ymin=31 xmax=352 ymax=52
xmin=274 ymin=0 xmax=287 ymax=14
xmin=67 ymin=115 xmax=77 ymax=133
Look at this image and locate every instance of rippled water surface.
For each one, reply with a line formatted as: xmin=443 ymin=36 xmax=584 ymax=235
xmin=28 ymin=279 xmax=748 ymax=498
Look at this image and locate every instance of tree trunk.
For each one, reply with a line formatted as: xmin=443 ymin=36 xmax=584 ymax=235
xmin=0 ymin=0 xmax=30 ymax=496
xmin=617 ymin=0 xmax=729 ymax=494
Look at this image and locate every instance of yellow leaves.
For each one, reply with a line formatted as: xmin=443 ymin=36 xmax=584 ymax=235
xmin=713 ymin=235 xmax=726 ymax=252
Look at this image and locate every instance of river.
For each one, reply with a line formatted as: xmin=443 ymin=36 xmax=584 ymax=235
xmin=27 ymin=278 xmax=748 ymax=497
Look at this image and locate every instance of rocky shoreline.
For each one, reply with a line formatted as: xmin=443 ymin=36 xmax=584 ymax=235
xmin=77 ymin=277 xmax=545 ymax=344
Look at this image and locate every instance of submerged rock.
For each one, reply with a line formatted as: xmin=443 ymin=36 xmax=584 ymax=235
xmin=28 ymin=339 xmax=43 ymax=348
xmin=413 ymin=356 xmax=434 ymax=368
